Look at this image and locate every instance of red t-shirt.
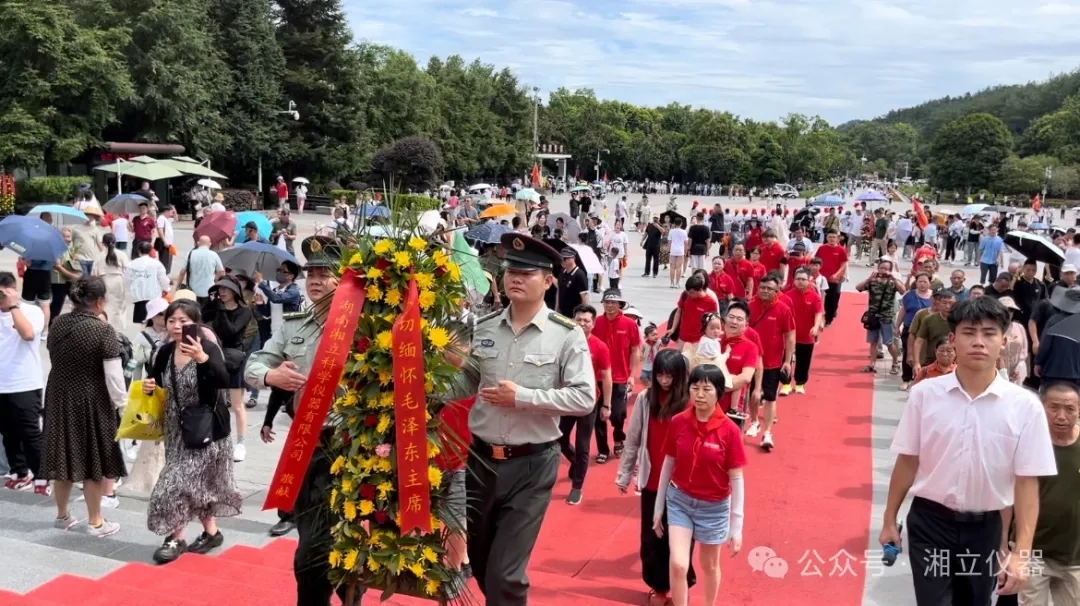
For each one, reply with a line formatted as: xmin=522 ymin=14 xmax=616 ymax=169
xmin=783 ymin=256 xmax=810 ymax=290
xmin=435 ymin=396 xmax=475 ymax=471
xmin=645 ymin=415 xmax=671 ymax=491
xmin=276 ymin=182 xmax=289 ymax=200
xmin=748 ymin=297 xmax=795 ymax=368
xmin=781 ymin=287 xmax=824 ymax=344
xmin=132 ymin=215 xmax=156 ymax=241
xmin=708 ymin=271 xmax=736 ymax=300
xmin=744 ymin=229 xmax=763 ymax=254
xmin=664 ymin=408 xmax=747 ymax=502
xmin=676 ymin=292 xmax=719 ymax=344
xmin=592 ymin=312 xmax=641 ymax=383
xmin=912 ymin=245 xmax=938 ymax=267
xmin=586 ymin=333 xmax=611 ymax=399
xmin=758 ymin=241 xmax=786 ymax=274
xmin=724 ymin=258 xmax=754 ymax=299
xmin=718 ymin=334 xmax=759 ymax=412
xmin=816 ymin=243 xmax=848 ymax=283
xmin=749 ymin=262 xmax=767 ymax=295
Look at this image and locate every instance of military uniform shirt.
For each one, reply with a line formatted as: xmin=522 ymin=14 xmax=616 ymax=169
xmin=468 ymin=305 xmax=595 ymax=445
xmin=244 ymin=311 xmax=322 ymax=391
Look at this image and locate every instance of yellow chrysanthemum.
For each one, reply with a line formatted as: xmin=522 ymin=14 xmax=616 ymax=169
xmin=359 ymin=456 xmax=376 ymax=473
xmin=376 ymin=414 xmax=391 ymax=434
xmin=368 ymin=533 xmax=385 ymax=549
xmin=428 ymin=466 xmax=443 ymax=488
xmin=343 ymin=501 xmax=357 ymax=521
xmin=407 ymin=562 xmax=425 ymax=577
xmin=343 ymin=549 xmax=359 ymax=570
xmin=358 ymin=363 xmax=370 ymax=375
xmin=446 ymin=261 xmax=461 ymax=282
xmin=376 ymin=480 xmax=394 ymax=498
xmin=376 ymin=330 xmax=393 ymax=349
xmin=352 ymin=352 xmax=365 ymax=362
xmin=367 ymin=556 xmax=381 ymax=572
xmin=426 ymin=326 xmax=450 ymax=349
xmin=378 ymin=370 xmax=391 ymax=386
xmin=342 ymin=391 xmax=359 ymax=407
xmin=422 ymin=546 xmax=438 ymax=564
xmin=374 ymin=239 xmax=394 ymax=255
xmin=375 ymin=458 xmax=393 ymax=472
xmin=329 ymin=488 xmax=338 ymax=508
xmin=393 ymin=250 xmax=411 ymax=269
xmin=420 ymin=318 xmax=428 ymax=330
xmin=408 ymin=236 xmax=427 ymax=251
xmin=414 ymin=272 xmax=434 ymax=290
xmin=428 ymin=444 xmax=441 ymax=458
xmin=328 ymin=550 xmax=342 ymax=568
xmin=379 ymin=392 xmax=394 ymax=408
xmin=341 ymin=478 xmax=353 ymax=492
xmin=366 ymin=267 xmax=383 ymax=280
xmin=418 ymin=290 xmax=436 ymax=311
xmin=384 ymin=288 xmax=401 ymax=307
xmin=348 ymin=252 xmax=362 ymax=266
xmin=366 ymin=284 xmax=382 ymax=301
xmin=429 ymin=514 xmax=441 ymax=531
xmin=330 ymin=456 xmax=345 ymax=475
xmin=382 ymin=313 xmax=396 ymax=323
xmin=358 ymin=500 xmax=374 ymax=516
xmin=424 ymin=579 xmax=440 ymax=596
xmin=433 ymin=249 xmax=449 ymax=267
xmin=424 ymin=378 xmax=434 ymax=393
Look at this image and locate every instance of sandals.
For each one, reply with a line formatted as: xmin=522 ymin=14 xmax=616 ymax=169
xmin=595 ymin=454 xmax=609 ymax=464
xmin=860 ymin=365 xmax=876 ymax=373
xmin=890 ymin=361 xmax=901 ymax=375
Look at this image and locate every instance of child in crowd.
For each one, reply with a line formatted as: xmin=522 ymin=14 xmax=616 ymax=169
xmin=808 ymin=257 xmax=828 ymax=295
xmin=641 ymin=325 xmax=661 ymax=383
xmin=608 ymin=246 xmax=622 ymax=290
xmin=914 ymin=341 xmax=956 ymax=384
xmin=690 ymin=313 xmax=728 ymax=374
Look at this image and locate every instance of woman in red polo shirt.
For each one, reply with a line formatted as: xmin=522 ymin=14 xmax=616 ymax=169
xmin=653 ymin=364 xmax=747 ymax=606
xmin=666 ymin=274 xmax=719 ymax=349
xmin=616 ymin=350 xmax=694 ymax=606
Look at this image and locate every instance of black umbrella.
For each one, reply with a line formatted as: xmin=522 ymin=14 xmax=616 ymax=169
xmin=1003 ymin=230 xmax=1065 ymax=266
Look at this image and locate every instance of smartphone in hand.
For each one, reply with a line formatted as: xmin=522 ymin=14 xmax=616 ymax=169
xmin=181 ymin=323 xmax=199 ymax=343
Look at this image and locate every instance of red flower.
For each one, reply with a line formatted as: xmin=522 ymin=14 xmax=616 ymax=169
xmin=373 ymin=510 xmax=389 ymax=524
xmin=356 ymin=336 xmax=370 ymax=353
xmin=342 ymin=432 xmax=351 ymax=446
xmin=375 ymin=258 xmax=390 ymax=271
xmin=364 ymin=415 xmax=377 ymax=427
xmin=435 ymin=266 xmax=447 ymax=277
xmin=359 ymin=484 xmax=377 ymax=501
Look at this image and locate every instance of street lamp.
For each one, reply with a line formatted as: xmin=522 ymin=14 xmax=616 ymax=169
xmin=532 ymin=87 xmax=540 ymax=156
xmin=258 ymin=100 xmax=300 ymax=204
xmin=595 ymin=148 xmax=609 ymax=182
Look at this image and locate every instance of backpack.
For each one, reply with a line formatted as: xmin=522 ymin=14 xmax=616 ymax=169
xmin=117 ymin=333 xmax=135 ymax=386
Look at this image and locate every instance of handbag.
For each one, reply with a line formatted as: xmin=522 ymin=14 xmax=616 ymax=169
xmin=172 ymin=349 xmax=231 ymax=449
xmin=222 ymin=347 xmax=246 ymax=374
xmin=861 ymin=311 xmax=881 ymax=330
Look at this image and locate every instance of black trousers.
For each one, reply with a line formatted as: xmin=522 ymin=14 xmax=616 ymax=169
xmin=569 ymin=199 xmax=579 ymax=219
xmin=49 ymin=283 xmax=69 ymax=323
xmin=945 ymin=236 xmax=957 ymax=261
xmin=644 ymin=247 xmax=660 ymax=276
xmin=906 ymin=497 xmax=1001 ymax=606
xmin=794 ymin=342 xmax=815 ymax=385
xmin=640 ymin=489 xmax=696 ymax=592
xmin=824 ymin=281 xmax=841 ymax=325
xmin=558 ymin=398 xmax=599 ymax=489
xmin=901 ymin=323 xmax=915 ymax=382
xmin=467 ymin=444 xmax=559 ymax=606
xmin=594 ymin=383 xmax=629 ymax=456
xmin=0 ymin=390 xmax=43 ymax=478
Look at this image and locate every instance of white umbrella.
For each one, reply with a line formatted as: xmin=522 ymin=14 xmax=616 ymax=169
xmin=198 ymin=178 xmax=223 ymax=190
xmin=292 ymin=177 xmax=310 ymax=184
xmin=570 ymin=243 xmax=604 ymax=275
xmin=468 ymin=183 xmax=492 ymax=192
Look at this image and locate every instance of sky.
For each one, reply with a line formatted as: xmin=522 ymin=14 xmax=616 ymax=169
xmin=342 ymin=0 xmax=1080 ymax=125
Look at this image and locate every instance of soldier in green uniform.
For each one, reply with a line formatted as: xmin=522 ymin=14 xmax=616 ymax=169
xmin=464 ymin=232 xmax=595 ymax=605
xmin=244 ymin=236 xmax=356 ymax=606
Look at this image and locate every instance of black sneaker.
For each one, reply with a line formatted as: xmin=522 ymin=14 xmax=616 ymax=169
xmin=188 ymin=530 xmax=224 ymax=554
xmin=268 ymin=519 xmax=295 ymax=537
xmin=567 ymin=488 xmax=583 ymax=505
xmin=613 ymin=442 xmax=625 ymax=458
xmin=153 ymin=537 xmax=187 ymax=564
xmin=245 ymin=397 xmax=257 ymax=409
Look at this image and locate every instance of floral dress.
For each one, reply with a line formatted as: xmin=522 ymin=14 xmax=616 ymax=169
xmin=147 ymin=358 xmax=241 ymax=535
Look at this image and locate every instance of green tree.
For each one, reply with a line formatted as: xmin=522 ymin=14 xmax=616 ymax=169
xmin=0 ymin=1 xmax=132 ymax=168
xmin=358 ymin=45 xmax=439 ymax=147
xmin=370 ymin=136 xmax=444 ymax=191
xmin=1019 ymin=94 xmax=1080 ymax=164
xmin=928 ymin=113 xmax=1013 ymax=191
xmin=993 ymin=155 xmax=1048 ymax=195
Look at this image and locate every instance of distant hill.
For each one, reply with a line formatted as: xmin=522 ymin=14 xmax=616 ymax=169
xmin=855 ymin=69 xmax=1080 ymax=140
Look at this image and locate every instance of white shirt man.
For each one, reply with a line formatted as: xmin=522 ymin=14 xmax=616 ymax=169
xmin=0 ymin=275 xmax=46 ymax=491
xmin=111 ymin=215 xmax=130 ymax=250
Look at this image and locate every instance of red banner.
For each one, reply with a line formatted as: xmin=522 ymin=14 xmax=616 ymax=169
xmin=263 ymin=269 xmax=365 ymax=511
xmin=393 ymin=279 xmax=431 ymax=533
xmin=0 ymin=174 xmax=14 ymax=197
xmin=912 ymin=196 xmax=929 ymax=230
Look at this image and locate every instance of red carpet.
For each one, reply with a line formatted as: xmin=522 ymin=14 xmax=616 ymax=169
xmin=6 ymin=295 xmax=874 ymax=605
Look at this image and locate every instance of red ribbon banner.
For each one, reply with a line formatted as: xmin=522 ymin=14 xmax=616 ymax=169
xmin=393 ymin=279 xmax=431 ymax=533
xmin=263 ymin=269 xmax=365 ymax=511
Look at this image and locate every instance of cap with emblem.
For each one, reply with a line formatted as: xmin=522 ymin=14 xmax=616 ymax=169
xmin=500 ymin=233 xmax=561 ymax=273
xmin=559 ymin=247 xmax=576 ymax=258
xmin=301 ymin=235 xmax=340 ymax=269
xmin=601 ymin=288 xmax=627 ymax=308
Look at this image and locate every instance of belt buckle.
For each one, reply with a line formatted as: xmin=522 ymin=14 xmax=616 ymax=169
xmin=490 ymin=445 xmax=508 ymax=460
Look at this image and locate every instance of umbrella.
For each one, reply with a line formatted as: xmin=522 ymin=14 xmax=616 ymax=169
xmin=468 ymin=183 xmax=492 ymax=192
xmin=570 ymin=185 xmax=591 ymax=192
xmin=464 ymin=222 xmax=512 ymax=245
xmin=479 ymin=203 xmax=517 ymax=219
xmin=855 ymin=190 xmax=888 ymax=202
xmin=1029 ymin=222 xmax=1050 ymax=230
xmin=234 ymin=211 xmax=273 ymax=243
xmin=1003 ymin=230 xmax=1065 ymax=266
xmin=292 ymin=177 xmax=310 ymax=184
xmin=570 ymin=243 xmax=604 ymax=275
xmin=28 ymin=205 xmax=88 ymax=226
xmin=811 ymin=194 xmax=844 ymax=207
xmin=450 ymin=231 xmax=489 ymax=295
xmin=76 ymin=201 xmax=103 ymax=217
xmin=194 ymin=211 xmax=237 ymax=246
xmin=158 ymin=157 xmax=227 ymax=180
xmin=103 ymin=193 xmax=150 ymax=216
xmin=515 ymin=188 xmax=541 ymax=203
xmin=960 ymin=203 xmax=988 ymax=217
xmin=358 ymin=204 xmax=391 ymax=219
xmin=218 ymin=241 xmax=300 ymax=278
xmin=92 ymin=157 xmax=184 ymax=182
xmin=0 ymin=215 xmax=67 ymax=263
xmin=197 ymin=178 xmax=222 ymax=190
xmin=547 ymin=212 xmax=580 ymax=240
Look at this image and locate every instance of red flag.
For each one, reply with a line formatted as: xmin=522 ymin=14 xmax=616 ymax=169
xmin=912 ymin=196 xmax=929 ymax=230
xmin=1032 ymin=194 xmax=1041 ymax=212
xmin=393 ymin=279 xmax=431 ymax=533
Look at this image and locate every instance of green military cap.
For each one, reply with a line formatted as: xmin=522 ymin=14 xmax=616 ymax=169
xmin=301 ymin=236 xmax=340 ymax=269
xmin=500 ymin=233 xmax=561 ymax=273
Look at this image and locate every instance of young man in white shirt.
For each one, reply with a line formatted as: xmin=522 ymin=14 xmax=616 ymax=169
xmin=111 ymin=214 xmax=130 ymax=251
xmin=0 ymin=272 xmax=48 ymax=495
xmin=880 ymin=296 xmax=1058 ymax=605
xmin=155 ymin=206 xmax=176 ymax=273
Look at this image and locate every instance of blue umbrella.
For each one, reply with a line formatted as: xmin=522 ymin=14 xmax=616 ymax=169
xmin=234 ymin=211 xmax=273 ymax=242
xmin=465 ymin=221 xmax=512 ymax=245
xmin=27 ymin=204 xmax=88 ymax=225
xmin=855 ymin=190 xmax=888 ymax=202
xmin=811 ymin=194 xmax=844 ymax=207
xmin=960 ymin=203 xmax=988 ymax=217
xmin=218 ymin=241 xmax=300 ymax=277
xmin=1029 ymin=222 xmax=1050 ymax=230
xmin=358 ymin=204 xmax=391 ymax=218
xmin=0 ymin=215 xmax=67 ymax=263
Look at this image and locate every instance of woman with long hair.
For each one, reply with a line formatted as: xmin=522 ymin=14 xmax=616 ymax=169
xmin=202 ymin=277 xmax=254 ymax=462
xmin=93 ymin=232 xmax=129 ymax=333
xmin=616 ymin=350 xmax=695 ymax=606
xmin=41 ymin=276 xmax=128 ymax=537
xmin=653 ymin=364 xmax=746 ymax=606
xmin=143 ymin=300 xmax=240 ymax=563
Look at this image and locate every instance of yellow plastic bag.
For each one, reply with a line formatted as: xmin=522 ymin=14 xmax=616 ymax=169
xmin=116 ymin=380 xmax=166 ymax=442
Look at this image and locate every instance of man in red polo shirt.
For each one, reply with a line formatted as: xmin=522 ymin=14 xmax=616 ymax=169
xmin=558 ymin=304 xmax=612 ymax=505
xmin=779 ymin=267 xmax=824 ymax=396
xmin=747 ymin=272 xmax=795 ymax=451
xmin=591 ymin=289 xmax=641 ymax=463
xmin=782 ymin=242 xmax=810 ymax=290
xmin=718 ymin=301 xmax=759 ymax=417
xmin=131 ymin=201 xmax=158 ymax=259
xmin=757 ymin=229 xmax=787 ymax=283
xmin=815 ymin=229 xmax=848 ymax=327
xmin=724 ymin=244 xmax=755 ymax=300
xmin=708 ymin=256 xmax=736 ymax=304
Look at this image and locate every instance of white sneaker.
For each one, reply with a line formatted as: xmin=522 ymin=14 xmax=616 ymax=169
xmin=85 ymin=520 xmax=120 ymax=538
xmin=761 ymin=431 xmax=775 ymax=452
xmin=233 ymin=442 xmax=246 ymax=462
xmin=53 ymin=515 xmax=80 ymax=530
xmin=101 ymin=495 xmax=120 ymax=509
xmin=745 ymin=421 xmax=761 ymax=438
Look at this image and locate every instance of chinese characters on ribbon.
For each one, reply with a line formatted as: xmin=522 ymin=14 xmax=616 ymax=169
xmin=394 ymin=279 xmax=431 ymax=533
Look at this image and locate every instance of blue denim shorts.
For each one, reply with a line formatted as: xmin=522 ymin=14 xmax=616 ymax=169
xmin=865 ymin=322 xmax=894 ymax=345
xmin=665 ymin=483 xmax=730 ymax=545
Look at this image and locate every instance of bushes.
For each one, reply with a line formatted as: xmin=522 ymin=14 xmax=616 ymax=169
xmin=390 ymin=193 xmax=440 ymax=212
xmin=219 ymin=188 xmax=256 ymax=211
xmin=16 ymin=176 xmax=89 ymax=204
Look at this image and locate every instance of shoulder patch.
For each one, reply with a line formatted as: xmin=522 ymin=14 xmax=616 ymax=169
xmin=283 ymin=312 xmax=309 ymax=321
xmin=476 ymin=310 xmax=501 ymax=324
xmin=548 ymin=312 xmax=576 ymax=329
